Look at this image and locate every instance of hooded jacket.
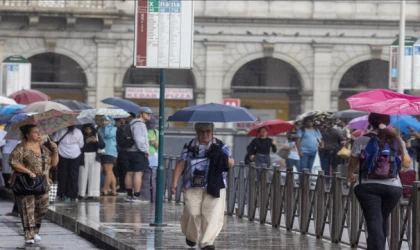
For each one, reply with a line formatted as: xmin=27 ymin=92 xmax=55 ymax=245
xmin=98 ymin=116 xmax=118 ymax=158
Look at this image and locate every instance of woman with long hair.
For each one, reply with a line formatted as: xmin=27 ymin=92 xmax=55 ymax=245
xmin=9 ymin=124 xmax=59 ymax=244
xmin=348 ymin=113 xmax=411 ymax=250
xmin=78 ymin=124 xmax=105 ymax=199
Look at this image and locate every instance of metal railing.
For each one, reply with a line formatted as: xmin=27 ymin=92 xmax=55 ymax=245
xmin=0 ymin=0 xmax=105 ymax=9
xmin=162 ymin=156 xmax=420 ymax=250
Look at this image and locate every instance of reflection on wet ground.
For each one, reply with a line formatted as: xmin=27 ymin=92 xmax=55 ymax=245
xmin=49 ymin=197 xmax=352 ymax=250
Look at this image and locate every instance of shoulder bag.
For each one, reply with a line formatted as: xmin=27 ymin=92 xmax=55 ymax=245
xmin=12 ymin=146 xmax=47 ymax=196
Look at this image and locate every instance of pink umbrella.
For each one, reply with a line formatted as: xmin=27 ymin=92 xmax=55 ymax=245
xmin=346 ymin=89 xmax=420 ymax=115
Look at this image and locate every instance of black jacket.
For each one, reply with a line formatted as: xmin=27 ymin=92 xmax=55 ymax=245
xmin=206 ymin=141 xmax=229 ymax=198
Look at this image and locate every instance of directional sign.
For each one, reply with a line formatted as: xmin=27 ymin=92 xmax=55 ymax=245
xmin=134 ymin=0 xmax=194 ymax=69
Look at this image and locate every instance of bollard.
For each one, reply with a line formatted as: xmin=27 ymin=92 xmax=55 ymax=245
xmin=238 ymin=162 xmax=246 ymax=218
xmin=226 ymin=163 xmax=237 ymax=216
xmin=259 ymin=164 xmax=268 ymax=224
xmin=271 ymin=166 xmax=281 ymax=227
xmin=349 ymin=182 xmax=360 ymax=248
xmin=331 ymin=172 xmax=342 ymax=244
xmin=315 ymin=170 xmax=325 ymax=238
xmin=389 ymin=199 xmax=400 ymax=250
xmin=285 ymin=168 xmax=294 ymax=231
xmin=299 ymin=169 xmax=310 ymax=234
xmin=248 ymin=163 xmax=256 ymax=221
xmin=412 ymin=182 xmax=420 ymax=250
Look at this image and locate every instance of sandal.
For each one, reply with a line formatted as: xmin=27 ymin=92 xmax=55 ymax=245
xmin=100 ymin=191 xmax=108 ymax=196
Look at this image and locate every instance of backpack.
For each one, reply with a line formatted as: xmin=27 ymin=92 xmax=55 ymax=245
xmin=116 ymin=121 xmax=140 ymax=150
xmin=359 ymin=133 xmax=402 ymax=182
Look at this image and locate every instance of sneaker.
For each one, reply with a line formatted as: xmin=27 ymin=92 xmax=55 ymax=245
xmin=131 ymin=196 xmax=149 ymax=203
xmin=34 ymin=234 xmax=41 ymax=242
xmin=186 ymin=238 xmax=196 ymax=247
xmin=25 ymin=239 xmax=35 ymax=244
xmin=124 ymin=196 xmax=134 ymax=202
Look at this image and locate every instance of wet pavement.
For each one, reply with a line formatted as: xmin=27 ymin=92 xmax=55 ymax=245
xmin=48 ymin=196 xmax=353 ymax=250
xmin=0 ymin=200 xmax=99 ymax=250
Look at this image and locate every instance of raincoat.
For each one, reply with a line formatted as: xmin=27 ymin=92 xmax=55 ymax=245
xmin=98 ymin=116 xmax=118 ymax=158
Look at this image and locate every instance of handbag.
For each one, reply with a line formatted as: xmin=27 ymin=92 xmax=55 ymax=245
xmin=337 ymin=146 xmax=351 ymax=159
xmin=96 ymin=133 xmax=105 ymax=154
xmin=279 ymin=148 xmax=290 ymax=159
xmin=12 ymin=146 xmax=47 ymax=196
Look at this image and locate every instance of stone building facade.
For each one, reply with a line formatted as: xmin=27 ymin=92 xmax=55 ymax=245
xmin=0 ymin=1 xmax=419 ymax=121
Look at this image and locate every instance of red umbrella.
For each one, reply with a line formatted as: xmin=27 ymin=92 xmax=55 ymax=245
xmin=8 ymin=89 xmax=49 ymax=105
xmin=247 ymin=119 xmax=294 ymax=137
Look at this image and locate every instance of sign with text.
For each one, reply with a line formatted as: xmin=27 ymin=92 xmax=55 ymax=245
xmin=223 ymin=99 xmax=241 ymax=107
xmin=134 ymin=0 xmax=194 ymax=69
xmin=125 ymin=87 xmax=193 ymax=100
xmin=389 ymin=36 xmax=418 ymax=90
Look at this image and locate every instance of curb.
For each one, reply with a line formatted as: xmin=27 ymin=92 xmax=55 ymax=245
xmin=45 ymin=209 xmax=136 ymax=250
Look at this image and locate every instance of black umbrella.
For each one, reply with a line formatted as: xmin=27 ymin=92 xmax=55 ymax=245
xmin=53 ymin=99 xmax=93 ymax=111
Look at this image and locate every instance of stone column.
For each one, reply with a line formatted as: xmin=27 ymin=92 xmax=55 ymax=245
xmin=195 ymin=88 xmax=205 ymax=105
xmin=312 ymin=44 xmax=334 ymax=111
xmin=203 ymin=42 xmax=225 ymax=104
xmin=300 ymin=90 xmax=313 ymax=113
xmin=95 ymin=39 xmax=117 ymax=108
xmin=85 ymin=87 xmax=97 ymax=108
xmin=330 ymin=91 xmax=340 ymax=112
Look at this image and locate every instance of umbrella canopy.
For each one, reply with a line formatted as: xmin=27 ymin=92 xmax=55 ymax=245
xmin=390 ymin=115 xmax=420 ymax=134
xmin=346 ymin=89 xmax=420 ymax=115
xmin=247 ymin=119 xmax=294 ymax=137
xmin=101 ymin=98 xmax=142 ymax=114
xmin=8 ymin=89 xmax=49 ymax=104
xmin=167 ymin=103 xmax=257 ymax=123
xmin=0 ymin=104 xmax=26 ymax=114
xmin=23 ymin=101 xmax=71 ymax=113
xmin=79 ymin=108 xmax=130 ymax=119
xmin=330 ymin=109 xmax=368 ymax=121
xmin=348 ymin=115 xmax=393 ymax=131
xmin=5 ymin=109 xmax=78 ymax=140
xmin=53 ymin=99 xmax=93 ymax=111
xmin=75 ymin=115 xmax=95 ymax=125
xmin=0 ymin=96 xmax=17 ymax=105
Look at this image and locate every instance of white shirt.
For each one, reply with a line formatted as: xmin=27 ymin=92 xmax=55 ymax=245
xmin=53 ymin=128 xmax=84 ymax=159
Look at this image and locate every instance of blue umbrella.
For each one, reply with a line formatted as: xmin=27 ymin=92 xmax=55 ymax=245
xmin=391 ymin=115 xmax=420 ymax=134
xmin=167 ymin=103 xmax=257 ymax=123
xmin=101 ymin=98 xmax=142 ymax=114
xmin=0 ymin=104 xmax=26 ymax=114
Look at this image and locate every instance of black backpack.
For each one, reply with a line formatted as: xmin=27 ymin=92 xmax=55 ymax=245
xmin=116 ymin=121 xmax=140 ymax=150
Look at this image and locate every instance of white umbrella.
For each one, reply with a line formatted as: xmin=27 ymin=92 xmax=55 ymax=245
xmin=0 ymin=96 xmax=17 ymax=105
xmin=22 ymin=101 xmax=71 ymax=113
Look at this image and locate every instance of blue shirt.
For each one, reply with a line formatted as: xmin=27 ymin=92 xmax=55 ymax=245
xmin=284 ymin=141 xmax=300 ymax=160
xmin=179 ymin=138 xmax=232 ymax=189
xmin=296 ymin=128 xmax=322 ymax=153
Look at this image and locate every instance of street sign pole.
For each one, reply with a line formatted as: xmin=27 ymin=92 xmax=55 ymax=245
xmin=397 ymin=0 xmax=406 ymax=94
xmin=150 ymin=68 xmax=167 ymax=227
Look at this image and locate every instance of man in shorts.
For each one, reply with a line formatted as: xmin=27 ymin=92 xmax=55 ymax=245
xmin=124 ymin=107 xmax=151 ymax=202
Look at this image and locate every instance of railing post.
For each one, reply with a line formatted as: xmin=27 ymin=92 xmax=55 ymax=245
xmin=237 ymin=162 xmax=246 ymax=218
xmin=331 ymin=172 xmax=342 ymax=244
xmin=271 ymin=166 xmax=281 ymax=227
xmin=349 ymin=182 xmax=360 ymax=248
xmin=248 ymin=163 xmax=256 ymax=221
xmin=315 ymin=170 xmax=325 ymax=238
xmin=285 ymin=168 xmax=294 ymax=231
xmin=174 ymin=157 xmax=183 ymax=202
xmin=412 ymin=182 xmax=420 ymax=250
xmin=389 ymin=199 xmax=400 ymax=250
xmin=226 ymin=163 xmax=237 ymax=216
xmin=259 ymin=164 xmax=268 ymax=224
xmin=300 ymin=169 xmax=310 ymax=234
